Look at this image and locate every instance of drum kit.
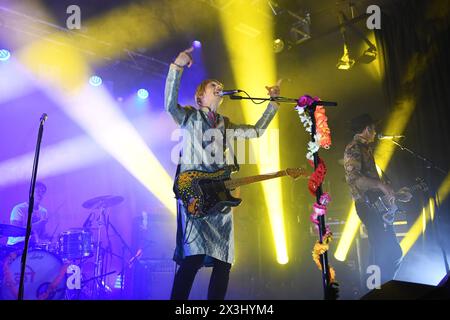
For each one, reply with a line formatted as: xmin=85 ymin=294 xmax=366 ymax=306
xmin=0 ymin=195 xmax=126 ymax=300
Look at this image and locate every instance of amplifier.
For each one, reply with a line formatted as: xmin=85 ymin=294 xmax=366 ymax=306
xmin=309 ymin=218 xmax=347 ymax=239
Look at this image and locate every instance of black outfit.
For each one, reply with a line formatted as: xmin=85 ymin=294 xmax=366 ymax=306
xmin=344 ymin=134 xmax=403 ymax=284
xmin=355 ymin=201 xmax=403 ymax=283
xmin=170 ymin=254 xmax=231 ymax=300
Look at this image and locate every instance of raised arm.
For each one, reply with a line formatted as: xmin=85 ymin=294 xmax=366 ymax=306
xmin=164 ymin=47 xmax=195 ymax=126
xmin=226 ymin=80 xmax=281 ymax=139
xmin=226 ymin=102 xmax=279 ymax=139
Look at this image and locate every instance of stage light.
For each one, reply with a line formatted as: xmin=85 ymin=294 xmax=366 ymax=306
xmin=358 ymin=47 xmax=377 ymax=64
xmin=273 ymin=38 xmax=284 ymax=53
xmin=335 ymin=203 xmax=361 ymax=261
xmin=0 ymin=49 xmax=11 ymax=61
xmin=89 ymin=75 xmax=102 ymax=86
xmin=137 ymin=88 xmax=149 ymax=99
xmin=401 ymin=173 xmax=450 ymax=256
xmin=219 ymin=2 xmax=288 ymax=264
xmin=337 ymin=44 xmax=355 ymax=70
xmin=17 ymin=40 xmax=176 ymax=215
xmin=192 ymin=40 xmax=202 ymax=48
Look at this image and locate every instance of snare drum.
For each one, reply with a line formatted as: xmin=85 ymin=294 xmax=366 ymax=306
xmin=58 ymin=229 xmax=93 ymax=260
xmin=0 ymin=249 xmax=67 ymax=300
xmin=33 ymin=240 xmax=57 ymax=253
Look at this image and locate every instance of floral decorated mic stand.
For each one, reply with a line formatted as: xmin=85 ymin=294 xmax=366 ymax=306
xmin=295 ymin=95 xmax=339 ymax=300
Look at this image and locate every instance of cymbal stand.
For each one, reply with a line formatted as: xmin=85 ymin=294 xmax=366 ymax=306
xmin=106 ymin=219 xmax=132 ymax=298
xmin=91 ymin=204 xmax=110 ymax=299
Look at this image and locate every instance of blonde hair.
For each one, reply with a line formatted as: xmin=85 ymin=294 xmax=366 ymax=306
xmin=194 ymin=79 xmax=223 ymax=107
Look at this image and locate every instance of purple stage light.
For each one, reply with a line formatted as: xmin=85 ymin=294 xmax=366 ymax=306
xmin=192 ymin=40 xmax=202 ymax=48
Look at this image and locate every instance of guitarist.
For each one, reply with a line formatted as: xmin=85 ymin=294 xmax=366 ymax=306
xmin=343 ymin=113 xmax=403 ymax=285
xmin=166 ymin=46 xmax=281 ymax=300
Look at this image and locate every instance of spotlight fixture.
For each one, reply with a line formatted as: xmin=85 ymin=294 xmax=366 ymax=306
xmin=89 ymin=75 xmax=102 ymax=86
xmin=336 ymin=43 xmax=355 ymax=70
xmin=358 ymin=46 xmax=377 ymax=64
xmin=192 ymin=40 xmax=202 ymax=48
xmin=137 ymin=88 xmax=149 ymax=99
xmin=273 ymin=38 xmax=285 ymax=53
xmin=0 ymin=49 xmax=11 ymax=61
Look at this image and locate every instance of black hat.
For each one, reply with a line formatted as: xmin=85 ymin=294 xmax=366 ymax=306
xmin=350 ymin=113 xmax=378 ymax=134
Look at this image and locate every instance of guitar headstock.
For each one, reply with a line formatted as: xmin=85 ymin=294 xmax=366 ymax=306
xmin=414 ymin=177 xmax=429 ymax=192
xmin=286 ymin=168 xmax=306 ymax=180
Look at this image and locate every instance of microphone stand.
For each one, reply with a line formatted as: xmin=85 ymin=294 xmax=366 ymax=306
xmin=107 ymin=220 xmax=133 ymax=298
xmin=306 ymin=101 xmax=338 ymax=300
xmin=231 ymin=94 xmax=338 ymax=299
xmin=384 ymin=139 xmax=449 ymax=274
xmin=229 ymin=95 xmax=338 ymax=107
xmin=18 ymin=113 xmax=47 ymax=300
xmin=387 ymin=140 xmax=446 ymax=175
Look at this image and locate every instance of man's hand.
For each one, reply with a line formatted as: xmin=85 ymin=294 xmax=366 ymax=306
xmin=265 ymin=79 xmax=282 ymax=98
xmin=379 ymin=182 xmax=395 ymax=204
xmin=174 ymin=46 xmax=194 ymax=68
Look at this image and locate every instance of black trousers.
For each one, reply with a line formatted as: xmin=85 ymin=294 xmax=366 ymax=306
xmin=171 ymin=254 xmax=232 ymax=300
xmin=355 ymin=201 xmax=403 ymax=284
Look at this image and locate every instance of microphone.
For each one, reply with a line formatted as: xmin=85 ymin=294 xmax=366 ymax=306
xmin=40 ymin=113 xmax=48 ymax=123
xmin=219 ymin=89 xmax=242 ymax=96
xmin=378 ymin=134 xmax=405 ymax=140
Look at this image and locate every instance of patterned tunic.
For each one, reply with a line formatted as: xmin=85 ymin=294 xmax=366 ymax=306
xmin=165 ymin=64 xmax=278 ymax=265
xmin=343 ymin=134 xmax=380 ymax=202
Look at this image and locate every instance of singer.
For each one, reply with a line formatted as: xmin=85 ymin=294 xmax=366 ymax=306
xmin=165 ymin=46 xmax=281 ymax=300
xmin=343 ymin=113 xmax=403 ymax=286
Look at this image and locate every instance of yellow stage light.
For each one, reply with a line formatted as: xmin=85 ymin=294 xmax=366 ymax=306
xmin=219 ymin=1 xmax=288 ymax=264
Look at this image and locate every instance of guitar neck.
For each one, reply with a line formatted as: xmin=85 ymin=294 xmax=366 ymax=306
xmin=224 ymin=170 xmax=288 ymax=190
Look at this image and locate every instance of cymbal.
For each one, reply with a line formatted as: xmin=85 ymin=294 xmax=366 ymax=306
xmin=0 ymin=224 xmax=26 ymax=237
xmin=82 ymin=195 xmax=124 ymax=209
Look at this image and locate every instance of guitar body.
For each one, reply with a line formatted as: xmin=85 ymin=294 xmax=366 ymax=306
xmin=364 ymin=179 xmax=426 ymax=225
xmin=365 ymin=190 xmax=398 ymax=225
xmin=174 ymin=168 xmax=242 ymax=219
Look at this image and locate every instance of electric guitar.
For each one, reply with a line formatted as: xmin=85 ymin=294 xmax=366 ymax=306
xmin=174 ymin=166 xmax=306 ymax=218
xmin=364 ymin=178 xmax=428 ymax=225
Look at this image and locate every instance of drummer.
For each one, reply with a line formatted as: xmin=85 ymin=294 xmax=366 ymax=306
xmin=6 ymin=182 xmax=50 ymax=249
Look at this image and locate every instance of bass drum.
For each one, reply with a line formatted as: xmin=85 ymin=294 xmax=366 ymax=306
xmin=1 ymin=249 xmax=67 ymax=300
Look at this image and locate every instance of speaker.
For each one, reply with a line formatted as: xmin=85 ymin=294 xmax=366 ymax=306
xmin=130 ymin=212 xmax=176 ymax=299
xmin=361 ymin=273 xmax=450 ymax=300
xmin=131 ymin=259 xmax=175 ymax=300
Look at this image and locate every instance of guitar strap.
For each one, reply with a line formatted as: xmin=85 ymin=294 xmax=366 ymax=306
xmin=223 ymin=116 xmax=240 ymax=172
xmin=198 ymin=111 xmax=240 ymax=172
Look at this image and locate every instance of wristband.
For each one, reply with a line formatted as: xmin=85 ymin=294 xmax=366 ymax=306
xmin=172 ymin=62 xmax=184 ymax=68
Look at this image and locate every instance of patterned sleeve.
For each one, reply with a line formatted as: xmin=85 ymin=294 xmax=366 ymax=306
xmin=344 ymin=143 xmax=363 ymax=186
xmin=164 ymin=65 xmax=194 ymax=126
xmin=225 ymin=102 xmax=279 ymax=139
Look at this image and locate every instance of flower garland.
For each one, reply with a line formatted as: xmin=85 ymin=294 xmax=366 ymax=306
xmin=295 ymin=94 xmax=337 ymax=287
xmin=295 ymin=95 xmax=332 ymax=160
xmin=307 ymin=158 xmax=327 ymax=197
xmin=310 ymin=193 xmax=337 ymax=284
